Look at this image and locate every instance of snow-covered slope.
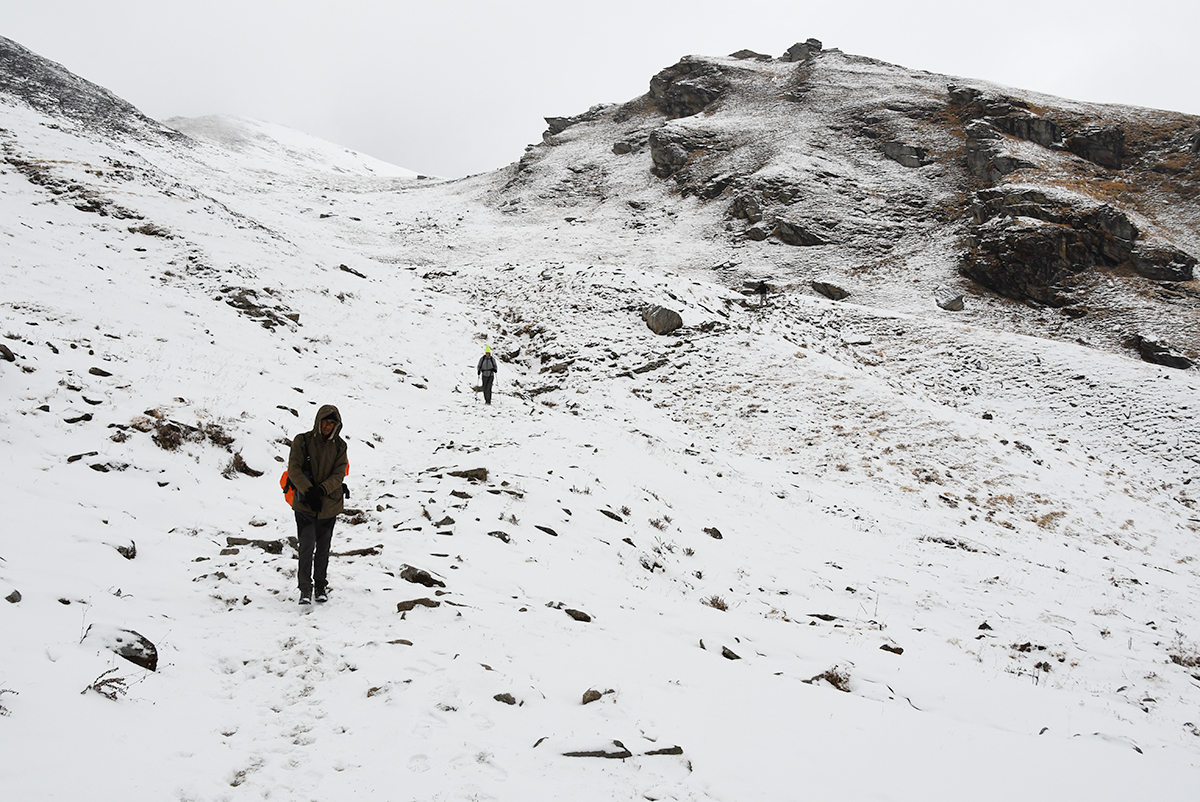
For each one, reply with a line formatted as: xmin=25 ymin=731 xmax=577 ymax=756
xmin=2 ymin=36 xmax=1199 ymax=801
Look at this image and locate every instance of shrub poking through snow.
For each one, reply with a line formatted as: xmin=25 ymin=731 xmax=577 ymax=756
xmin=0 ymin=687 xmax=16 ymax=716
xmin=81 ymin=669 xmax=128 ymax=701
xmin=806 ymin=666 xmax=852 ymax=692
xmin=702 ymin=595 xmax=728 ymax=611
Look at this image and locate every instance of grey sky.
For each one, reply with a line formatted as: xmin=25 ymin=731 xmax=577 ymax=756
xmin=6 ymin=0 xmax=1198 ymax=177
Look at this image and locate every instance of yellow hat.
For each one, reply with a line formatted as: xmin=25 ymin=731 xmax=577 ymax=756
xmin=485 ymin=345 xmax=491 ymax=353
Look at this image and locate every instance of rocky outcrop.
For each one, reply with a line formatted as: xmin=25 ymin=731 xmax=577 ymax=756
xmin=650 ymin=58 xmax=729 ymax=118
xmin=729 ymin=49 xmax=772 ymax=61
xmin=642 ymin=305 xmax=683 ymax=335
xmin=1131 ymin=244 xmax=1196 ymax=282
xmin=991 ymin=114 xmax=1062 ymax=148
xmin=648 ymin=128 xmax=715 ymax=178
xmin=963 ymin=120 xmax=1033 ymax=182
xmin=812 ymin=281 xmax=850 ymax=301
xmin=782 ymin=39 xmax=823 ymax=62
xmin=1066 ymin=125 xmax=1125 ymax=169
xmin=1130 ymin=336 xmax=1193 ymax=370
xmin=543 ymin=104 xmax=612 ymax=140
xmin=728 ymin=193 xmax=762 ymax=223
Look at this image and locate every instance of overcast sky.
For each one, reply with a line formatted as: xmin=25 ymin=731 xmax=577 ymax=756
xmin=6 ymin=1 xmax=1198 ymax=177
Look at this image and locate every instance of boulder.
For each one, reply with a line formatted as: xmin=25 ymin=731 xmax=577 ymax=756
xmin=934 ymin=289 xmax=965 ymax=311
xmin=812 ymin=281 xmax=850 ymax=301
xmin=743 ymin=223 xmax=770 ymax=241
xmin=882 ymin=141 xmax=929 ymax=168
xmin=0 ymin=343 xmax=14 ymax=362
xmin=782 ymin=39 xmax=823 ymax=62
xmin=642 ymin=306 xmax=683 ymax=335
xmin=84 ymin=624 xmax=158 ymax=671
xmin=1131 ymin=336 xmax=1193 ymax=370
xmin=728 ymin=193 xmax=763 ymax=223
xmin=774 ymin=218 xmax=828 ymax=246
xmin=649 ymin=58 xmax=729 ymax=118
xmin=1130 ymin=245 xmax=1196 ymax=282
xmin=1066 ymin=125 xmax=1125 ymax=169
xmin=612 ymin=141 xmax=632 ymax=155
xmin=648 ymin=128 xmax=714 ymax=178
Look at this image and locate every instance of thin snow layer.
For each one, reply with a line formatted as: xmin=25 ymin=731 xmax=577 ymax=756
xmin=2 ymin=89 xmax=1199 ymax=802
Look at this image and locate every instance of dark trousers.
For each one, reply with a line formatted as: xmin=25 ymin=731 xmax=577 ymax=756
xmin=482 ymin=373 xmax=494 ymax=404
xmin=295 ymin=511 xmax=335 ymax=594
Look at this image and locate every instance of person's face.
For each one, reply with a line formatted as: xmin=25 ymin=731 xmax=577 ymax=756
xmin=320 ymin=419 xmax=336 ymax=436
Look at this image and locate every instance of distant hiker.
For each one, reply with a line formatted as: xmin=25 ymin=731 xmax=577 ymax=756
xmin=477 ymin=346 xmax=498 ymax=405
xmin=287 ymin=404 xmax=348 ymax=605
xmin=754 ymin=280 xmax=769 ymax=307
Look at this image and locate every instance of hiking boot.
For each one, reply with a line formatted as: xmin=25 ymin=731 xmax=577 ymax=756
xmin=315 ymin=590 xmax=328 ymax=603
xmin=299 ymin=591 xmax=312 ymax=605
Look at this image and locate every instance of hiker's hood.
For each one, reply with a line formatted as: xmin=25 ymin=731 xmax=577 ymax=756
xmin=312 ymin=404 xmax=343 ymax=441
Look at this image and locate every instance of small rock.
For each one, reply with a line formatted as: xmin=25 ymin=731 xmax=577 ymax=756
xmin=434 ymin=516 xmax=455 ymax=527
xmin=85 ymin=624 xmax=158 ymax=671
xmin=934 ymin=288 xmax=965 ymax=311
xmin=703 ymin=527 xmax=723 ymax=540
xmin=487 ymin=530 xmax=512 ymax=543
xmin=563 ymin=740 xmax=633 ymax=759
xmin=494 ymin=693 xmax=518 ymax=705
xmin=645 ymin=746 xmax=684 ymax=756
xmin=0 ymin=343 xmax=15 ymax=362
xmin=565 ymin=608 xmax=592 ymax=622
xmin=448 ymin=468 xmax=488 ymax=482
xmin=5 ymin=590 xmax=20 ymax=603
xmin=599 ymin=509 xmax=623 ymax=522
xmin=582 ymin=689 xmax=603 ymax=705
xmin=535 ymin=525 xmax=559 ymax=537
xmin=880 ymin=644 xmax=905 ymax=655
xmin=401 ymin=565 xmax=446 ymax=588
xmin=396 ymin=598 xmax=440 ymax=613
xmin=721 ymin=646 xmax=741 ymax=660
xmin=979 ymin=621 xmax=993 ymax=630
xmin=612 ymin=141 xmax=632 ymax=155
xmin=226 ymin=536 xmax=283 ymax=554
xmin=115 ymin=541 xmax=136 ymax=560
xmin=88 ymin=367 xmax=113 ymax=377
xmin=743 ymin=223 xmax=770 ymax=241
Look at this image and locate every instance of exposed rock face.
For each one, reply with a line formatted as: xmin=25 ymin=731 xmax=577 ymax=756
xmin=728 ymin=193 xmax=762 ymax=223
xmin=1066 ymin=125 xmax=1125 ymax=169
xmin=0 ymin=35 xmax=176 ymax=140
xmin=963 ymin=120 xmax=1033 ymax=182
xmin=1192 ymin=131 xmax=1200 ymax=153
xmin=1131 ymin=336 xmax=1193 ymax=370
xmin=650 ymin=58 xmax=729 ymax=118
xmin=883 ymin=141 xmax=929 ymax=168
xmin=774 ymin=218 xmax=828 ymax=246
xmin=729 ymin=49 xmax=772 ymax=61
xmin=642 ymin=305 xmax=683 ymax=335
xmin=782 ymin=39 xmax=823 ymax=62
xmin=991 ymin=114 xmax=1062 ymax=148
xmin=543 ymin=104 xmax=613 ymax=140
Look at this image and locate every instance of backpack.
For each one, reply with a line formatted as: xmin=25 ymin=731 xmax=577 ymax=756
xmin=280 ymin=433 xmax=350 ymax=508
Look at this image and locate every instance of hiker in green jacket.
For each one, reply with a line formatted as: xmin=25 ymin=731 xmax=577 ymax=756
xmin=287 ymin=404 xmax=348 ymax=604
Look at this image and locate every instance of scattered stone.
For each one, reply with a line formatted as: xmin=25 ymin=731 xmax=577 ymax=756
xmin=563 ymin=740 xmax=633 ymax=759
xmin=782 ymin=39 xmax=823 ymax=62
xmin=450 ymin=490 xmax=471 ymax=499
xmin=64 ymin=414 xmax=93 ymax=424
xmin=1130 ymin=336 xmax=1193 ymax=370
xmin=612 ymin=141 xmax=632 ymax=155
xmin=728 ymin=193 xmax=762 ymax=223
xmin=67 ymin=451 xmax=99 ymax=463
xmin=721 ymin=646 xmax=741 ymax=660
xmin=220 ymin=547 xmax=238 ymax=556
xmin=743 ymin=223 xmax=770 ymax=241
xmin=388 ymin=639 xmax=414 ymax=646
xmin=487 ymin=531 xmax=512 ymax=543
xmin=434 ymin=516 xmax=455 ymax=527
xmin=331 ymin=545 xmax=382 ymax=557
xmin=880 ymin=644 xmax=905 ymax=655
xmin=600 ymin=509 xmax=623 ymax=522
xmin=338 ymin=264 xmax=366 ymax=279
xmin=979 ymin=621 xmax=993 ymax=630
xmin=115 ymin=541 xmax=136 ymax=560
xmin=703 ymin=527 xmax=723 ymax=539
xmin=582 ymin=689 xmax=603 ymax=705
xmin=774 ymin=218 xmax=828 ymax=246
xmin=88 ymin=367 xmax=112 ymax=377
xmin=565 ymin=608 xmax=592 ymax=622
xmin=645 ymin=746 xmax=684 ymax=756
xmin=934 ymin=288 xmax=965 ymax=311
xmin=401 ymin=565 xmax=446 ymax=588
xmin=534 ymin=525 xmax=558 ymax=537
xmin=812 ymin=281 xmax=850 ymax=301
xmin=448 ymin=468 xmax=488 ymax=482
xmin=0 ymin=343 xmax=15 ymax=362
xmin=396 ymin=598 xmax=440 ymax=613
xmin=493 ymin=693 xmax=518 ymax=705
xmin=85 ymin=624 xmax=158 ymax=671
xmin=226 ymin=536 xmax=283 ymax=554
xmin=5 ymin=590 xmax=20 ymax=603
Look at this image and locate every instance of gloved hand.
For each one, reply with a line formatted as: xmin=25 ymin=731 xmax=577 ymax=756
xmin=304 ymin=486 xmax=323 ymax=512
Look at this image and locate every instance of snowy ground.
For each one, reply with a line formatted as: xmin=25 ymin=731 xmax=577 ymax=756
xmin=2 ymin=88 xmax=1200 ymax=801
